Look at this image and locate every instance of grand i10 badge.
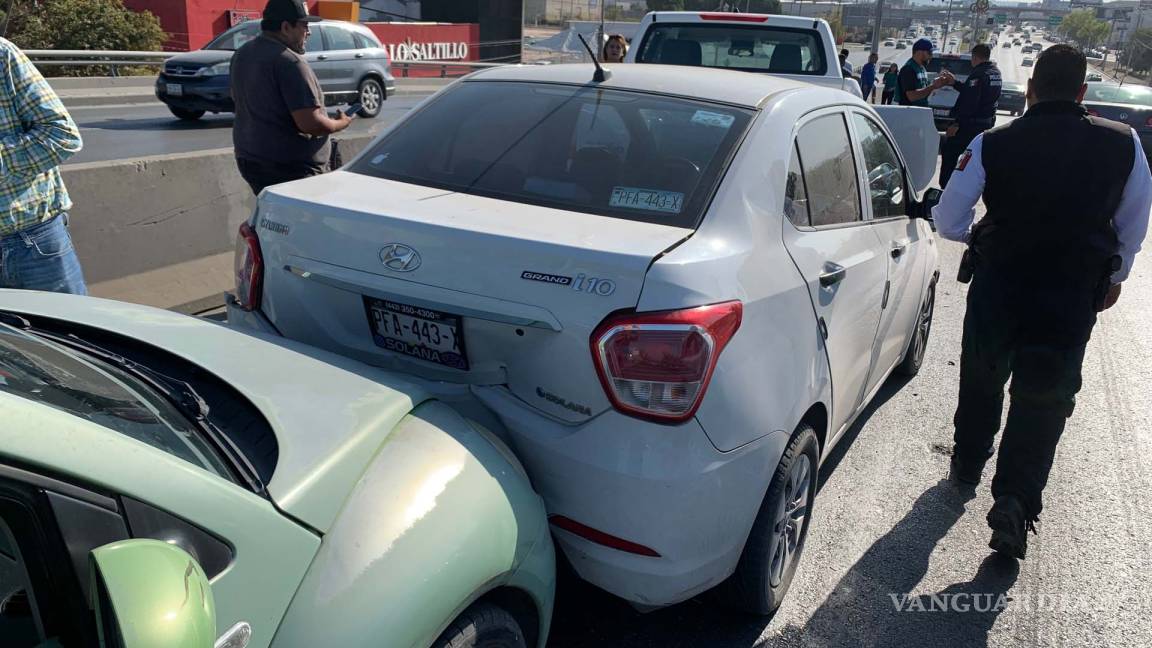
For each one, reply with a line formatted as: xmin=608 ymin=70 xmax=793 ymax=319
xmin=521 ymin=270 xmax=616 ymax=296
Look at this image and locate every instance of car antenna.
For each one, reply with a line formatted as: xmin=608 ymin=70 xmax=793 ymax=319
xmin=576 ymin=32 xmax=611 ymax=83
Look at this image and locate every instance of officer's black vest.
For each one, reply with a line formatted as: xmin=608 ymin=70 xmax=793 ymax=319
xmin=976 ymin=101 xmax=1133 ymax=285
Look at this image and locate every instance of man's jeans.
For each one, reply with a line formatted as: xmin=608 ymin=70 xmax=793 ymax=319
xmin=0 ymin=214 xmax=88 ymax=295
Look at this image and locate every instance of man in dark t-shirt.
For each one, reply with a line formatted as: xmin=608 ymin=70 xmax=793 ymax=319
xmin=896 ymin=38 xmax=952 ymax=107
xmin=231 ymin=0 xmax=352 ymax=195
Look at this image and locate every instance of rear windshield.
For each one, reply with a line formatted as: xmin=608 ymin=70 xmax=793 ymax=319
xmin=926 ymin=58 xmax=973 ymax=77
xmin=634 ymin=23 xmax=827 ymax=76
xmin=349 ymin=81 xmax=755 ymax=228
xmin=1086 ymin=84 xmax=1152 ymax=106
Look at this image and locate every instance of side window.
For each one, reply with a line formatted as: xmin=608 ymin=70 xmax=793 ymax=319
xmin=324 ymin=26 xmax=358 ymax=51
xmin=785 ymin=143 xmax=810 ymax=227
xmin=851 ymin=114 xmax=906 ymax=219
xmin=354 ymin=33 xmax=378 ymax=50
xmin=305 ymin=27 xmax=324 ymax=53
xmin=795 ymin=114 xmax=862 ymax=227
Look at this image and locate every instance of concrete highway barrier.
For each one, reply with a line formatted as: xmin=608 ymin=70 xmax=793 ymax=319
xmin=64 ymin=134 xmax=376 ymax=312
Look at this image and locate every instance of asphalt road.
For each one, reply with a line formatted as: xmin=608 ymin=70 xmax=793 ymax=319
xmin=63 ymin=96 xmax=429 ymax=165
xmin=545 ymin=192 xmax=1152 ymax=647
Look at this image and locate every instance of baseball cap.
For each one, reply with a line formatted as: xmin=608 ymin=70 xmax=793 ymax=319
xmin=913 ymin=38 xmax=934 ymax=53
xmin=263 ymin=0 xmax=321 ymax=23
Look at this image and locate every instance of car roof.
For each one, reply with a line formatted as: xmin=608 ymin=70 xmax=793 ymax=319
xmin=466 ymin=63 xmax=808 ymax=109
xmin=642 ymin=11 xmax=826 ymax=29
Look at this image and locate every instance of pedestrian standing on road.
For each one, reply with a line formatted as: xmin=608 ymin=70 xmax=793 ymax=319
xmin=859 ymin=52 xmax=879 ymax=103
xmin=839 ymin=48 xmax=854 ymax=78
xmin=230 ymin=0 xmax=353 ymax=195
xmin=932 ymin=44 xmax=1152 ymax=560
xmin=939 ymin=44 xmax=1002 ymax=188
xmin=602 ymin=34 xmax=627 ymax=63
xmin=881 ymin=63 xmax=899 ymax=105
xmin=896 ymin=39 xmax=952 ymax=107
xmin=0 ymin=37 xmax=86 ymax=294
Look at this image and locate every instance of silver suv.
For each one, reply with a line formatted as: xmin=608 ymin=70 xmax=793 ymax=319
xmin=155 ymin=19 xmax=395 ymax=121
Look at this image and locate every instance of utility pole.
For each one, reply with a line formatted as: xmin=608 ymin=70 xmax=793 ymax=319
xmin=871 ymin=0 xmax=884 ymax=55
xmin=597 ymin=0 xmax=605 ymax=61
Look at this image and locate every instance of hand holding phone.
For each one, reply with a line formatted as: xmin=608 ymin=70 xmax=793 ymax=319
xmin=343 ymin=102 xmax=365 ymax=119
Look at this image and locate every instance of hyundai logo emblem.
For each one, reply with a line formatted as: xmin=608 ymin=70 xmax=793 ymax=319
xmin=379 ymin=243 xmax=421 ymax=272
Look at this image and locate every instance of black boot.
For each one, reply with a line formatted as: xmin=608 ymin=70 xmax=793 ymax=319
xmin=986 ymin=495 xmax=1037 ymax=559
xmin=949 ymin=454 xmax=985 ymax=485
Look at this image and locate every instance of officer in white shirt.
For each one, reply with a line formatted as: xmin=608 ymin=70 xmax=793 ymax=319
xmin=932 ymin=44 xmax=1152 ymax=561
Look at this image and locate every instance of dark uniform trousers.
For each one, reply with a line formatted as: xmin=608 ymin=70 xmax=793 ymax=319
xmin=940 ymin=124 xmax=989 ymax=188
xmin=951 ymin=101 xmax=1134 ymax=521
xmin=237 ymin=158 xmax=329 ymax=196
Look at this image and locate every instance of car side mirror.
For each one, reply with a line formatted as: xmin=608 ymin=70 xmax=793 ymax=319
xmin=911 ymin=188 xmax=941 ymax=228
xmin=91 ymin=539 xmax=217 ymax=648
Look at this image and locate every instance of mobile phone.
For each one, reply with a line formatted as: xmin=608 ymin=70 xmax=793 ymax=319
xmin=344 ymin=102 xmax=364 ymax=119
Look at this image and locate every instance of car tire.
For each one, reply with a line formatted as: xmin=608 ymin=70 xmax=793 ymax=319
xmin=431 ymin=602 xmax=526 ymax=648
xmin=358 ymin=77 xmax=385 ymax=118
xmin=169 ymin=107 xmax=205 ymax=121
xmin=897 ymin=281 xmax=936 ymax=376
xmin=716 ymin=423 xmax=820 ymax=616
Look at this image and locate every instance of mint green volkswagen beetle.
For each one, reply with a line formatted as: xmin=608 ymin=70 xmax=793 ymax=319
xmin=0 ymin=291 xmax=554 ymax=648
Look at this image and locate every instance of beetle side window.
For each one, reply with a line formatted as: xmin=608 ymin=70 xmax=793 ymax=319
xmin=851 ymin=114 xmax=906 ymax=219
xmin=795 ymin=114 xmax=862 ymax=227
xmin=785 ymin=143 xmax=811 ymax=227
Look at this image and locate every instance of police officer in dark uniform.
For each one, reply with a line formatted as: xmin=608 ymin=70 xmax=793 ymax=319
xmin=939 ymin=44 xmax=1002 ymax=187
xmin=932 ymin=45 xmax=1152 ymax=560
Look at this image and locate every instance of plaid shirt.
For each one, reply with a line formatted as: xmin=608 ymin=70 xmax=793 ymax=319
xmin=0 ymin=37 xmax=82 ymax=236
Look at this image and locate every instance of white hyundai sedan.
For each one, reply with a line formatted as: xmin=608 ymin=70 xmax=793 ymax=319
xmin=228 ymin=64 xmax=941 ymax=614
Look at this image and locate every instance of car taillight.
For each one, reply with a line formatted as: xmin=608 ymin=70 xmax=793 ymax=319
xmin=1145 ymin=115 xmax=1152 ymax=128
xmin=591 ymin=301 xmax=742 ymax=423
xmin=234 ymin=222 xmax=263 ymax=312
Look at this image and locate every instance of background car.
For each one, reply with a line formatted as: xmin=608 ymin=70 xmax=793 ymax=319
xmin=227 ymin=63 xmax=941 ymax=617
xmin=999 ymin=81 xmax=1026 ymax=115
xmin=155 ymin=18 xmax=395 ymax=121
xmin=1022 ymin=56 xmax=1034 ymax=67
xmin=0 ymin=291 xmax=553 ymax=648
xmin=1087 ymin=72 xmax=1104 ymax=82
xmin=1082 ymin=82 xmax=1152 ymax=161
xmin=884 ymin=40 xmax=896 ymax=47
xmin=896 ymin=40 xmax=908 ymax=49
xmin=1002 ymin=41 xmax=1012 ymax=48
xmin=924 ymin=52 xmax=973 ymax=129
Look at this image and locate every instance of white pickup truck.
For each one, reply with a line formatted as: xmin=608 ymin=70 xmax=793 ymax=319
xmin=624 ymin=11 xmax=864 ymax=98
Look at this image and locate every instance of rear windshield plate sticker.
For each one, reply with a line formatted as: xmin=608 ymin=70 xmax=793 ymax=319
xmin=609 ymin=187 xmax=685 ymax=214
xmin=691 ymin=110 xmax=736 ymax=128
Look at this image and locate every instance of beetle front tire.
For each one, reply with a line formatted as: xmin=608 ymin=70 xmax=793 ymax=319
xmin=431 ymin=602 xmax=526 ymax=648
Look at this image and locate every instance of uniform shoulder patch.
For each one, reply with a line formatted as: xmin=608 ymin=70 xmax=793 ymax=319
xmin=956 ymin=149 xmax=973 ymax=171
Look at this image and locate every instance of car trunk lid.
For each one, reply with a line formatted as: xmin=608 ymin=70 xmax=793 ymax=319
xmin=256 ymin=171 xmax=694 ymax=422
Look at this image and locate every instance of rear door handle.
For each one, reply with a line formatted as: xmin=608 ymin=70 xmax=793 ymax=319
xmin=317 ymin=54 xmax=329 ymax=60
xmin=819 ymin=262 xmax=847 ymax=288
xmin=890 ymin=239 xmax=910 ymax=259
xmin=355 ymin=53 xmax=365 ymax=58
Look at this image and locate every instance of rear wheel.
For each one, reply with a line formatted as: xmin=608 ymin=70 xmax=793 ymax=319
xmin=717 ymin=423 xmax=820 ymax=616
xmin=169 ymin=106 xmax=205 ymax=121
xmin=358 ymin=77 xmax=384 ymax=118
xmin=897 ymin=281 xmax=936 ymax=376
xmin=431 ymin=602 xmax=526 ymax=648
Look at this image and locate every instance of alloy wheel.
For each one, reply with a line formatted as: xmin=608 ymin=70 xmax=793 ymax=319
xmin=769 ymin=454 xmax=811 ymax=588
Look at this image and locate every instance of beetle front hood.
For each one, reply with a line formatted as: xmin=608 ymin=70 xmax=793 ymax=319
xmin=0 ymin=290 xmax=429 ymax=533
